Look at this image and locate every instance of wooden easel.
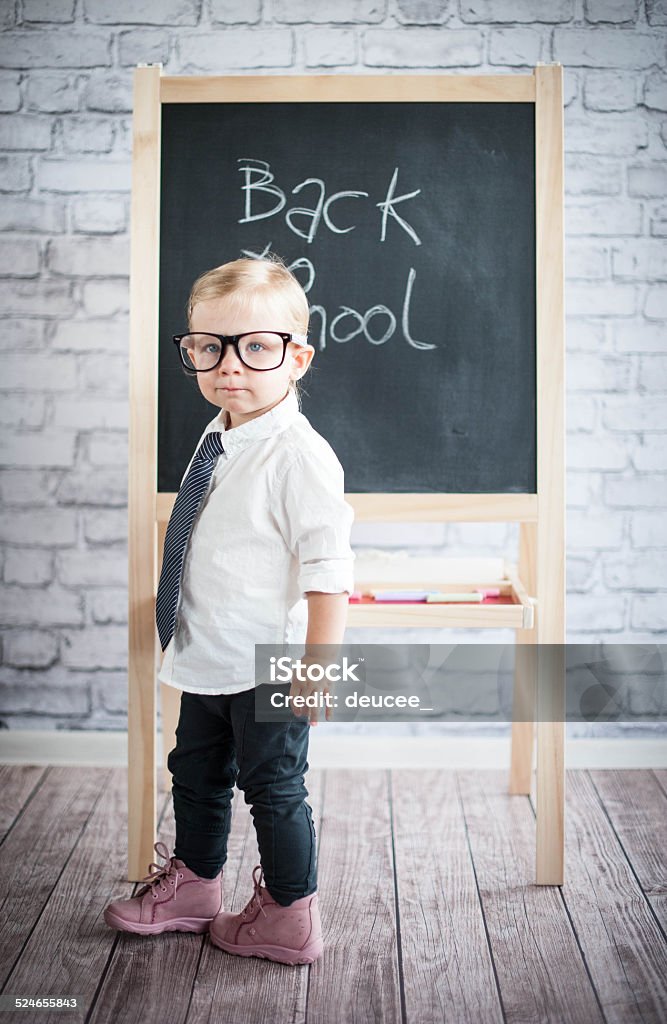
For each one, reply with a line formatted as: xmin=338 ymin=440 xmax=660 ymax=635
xmin=128 ymin=65 xmax=565 ymax=885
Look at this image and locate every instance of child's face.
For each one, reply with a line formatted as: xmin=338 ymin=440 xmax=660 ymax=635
xmin=189 ymin=297 xmax=314 ymax=428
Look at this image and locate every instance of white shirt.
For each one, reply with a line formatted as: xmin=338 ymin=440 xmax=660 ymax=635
xmin=158 ymin=388 xmax=356 ymax=695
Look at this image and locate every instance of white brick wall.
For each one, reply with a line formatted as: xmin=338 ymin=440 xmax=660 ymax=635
xmin=0 ymin=0 xmax=665 ymax=731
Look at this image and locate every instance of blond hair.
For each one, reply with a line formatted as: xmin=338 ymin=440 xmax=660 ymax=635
xmin=187 ymin=254 xmax=311 ymax=403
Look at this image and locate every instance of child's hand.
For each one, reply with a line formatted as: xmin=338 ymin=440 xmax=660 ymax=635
xmin=289 ymin=654 xmax=336 ymax=727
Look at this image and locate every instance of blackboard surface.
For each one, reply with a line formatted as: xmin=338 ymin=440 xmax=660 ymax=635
xmin=158 ymin=101 xmax=536 ymax=495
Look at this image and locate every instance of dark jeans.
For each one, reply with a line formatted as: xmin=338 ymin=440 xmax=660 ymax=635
xmin=166 ymin=685 xmax=317 ymax=907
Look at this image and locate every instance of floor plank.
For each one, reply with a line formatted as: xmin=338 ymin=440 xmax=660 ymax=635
xmin=551 ymin=770 xmax=667 ymax=1024
xmin=458 ymin=769 xmax=604 ymax=1024
xmin=307 ymin=768 xmax=401 ymax=1024
xmin=391 ymin=768 xmax=503 ymax=1024
xmin=0 ymin=766 xmax=111 ymax=994
xmin=0 ymin=765 xmax=46 ymax=844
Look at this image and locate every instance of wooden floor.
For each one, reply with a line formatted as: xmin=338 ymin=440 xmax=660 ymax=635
xmin=0 ymin=765 xmax=665 ymax=1024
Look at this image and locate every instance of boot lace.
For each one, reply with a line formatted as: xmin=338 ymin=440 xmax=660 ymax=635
xmin=136 ymin=841 xmax=181 ymax=899
xmin=240 ymin=865 xmax=268 ymax=920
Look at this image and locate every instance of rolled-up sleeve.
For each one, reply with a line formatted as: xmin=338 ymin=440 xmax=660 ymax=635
xmin=279 ymin=449 xmax=356 ymax=598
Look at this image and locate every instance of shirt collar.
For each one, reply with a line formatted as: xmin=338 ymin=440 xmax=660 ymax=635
xmin=206 ymin=388 xmax=300 ymax=458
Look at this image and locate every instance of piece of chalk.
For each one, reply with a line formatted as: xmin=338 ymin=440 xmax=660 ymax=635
xmin=479 ymin=587 xmax=501 ymax=598
xmin=371 ymin=590 xmax=430 ymax=601
xmin=425 ymin=592 xmax=484 ymax=602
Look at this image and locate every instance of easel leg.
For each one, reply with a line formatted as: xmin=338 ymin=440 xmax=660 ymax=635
xmin=536 ymin=645 xmax=565 ymax=885
xmin=509 ymin=641 xmax=537 ymax=794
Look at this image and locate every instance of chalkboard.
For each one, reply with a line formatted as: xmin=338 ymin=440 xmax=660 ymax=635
xmin=158 ymin=101 xmax=536 ymax=495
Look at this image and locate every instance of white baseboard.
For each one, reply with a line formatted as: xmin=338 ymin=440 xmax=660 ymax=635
xmin=1 ymin=731 xmax=666 ymax=769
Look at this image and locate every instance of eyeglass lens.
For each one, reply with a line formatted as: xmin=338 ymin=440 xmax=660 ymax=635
xmin=179 ymin=333 xmax=285 ymax=371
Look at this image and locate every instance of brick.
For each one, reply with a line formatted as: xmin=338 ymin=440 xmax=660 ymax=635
xmin=645 ymin=0 xmax=667 ymax=25
xmin=627 ymin=163 xmax=667 ymax=198
xmin=61 ymin=625 xmax=127 ymax=670
xmin=83 ymin=72 xmax=133 ymax=113
xmin=274 ymin=0 xmax=385 ymax=21
xmin=606 ymin=473 xmax=667 ymax=508
xmin=0 ymin=31 xmax=111 ymax=68
xmin=23 ymin=0 xmax=76 ymax=21
xmin=564 ymin=154 xmax=622 ymax=195
xmin=565 ymin=198 xmax=642 ymax=236
xmin=0 ymin=584 xmax=83 ymax=625
xmin=57 ymin=549 xmax=127 ymax=587
xmin=615 ymin=322 xmax=666 ymax=353
xmin=80 ymin=279 xmax=130 ymax=316
xmin=462 ymin=0 xmax=573 ymax=18
xmin=71 ymin=197 xmax=126 ymax=234
xmin=601 ymin=396 xmax=667 ymax=432
xmin=562 ymin=69 xmax=579 ymax=106
xmin=605 ymin=550 xmax=667 ymax=590
xmin=304 ymin=29 xmax=357 ymax=67
xmin=553 ymin=28 xmax=664 ymax=69
xmin=364 ymin=28 xmax=482 ymax=66
xmin=89 ymin=588 xmax=128 ymax=624
xmin=612 ymin=240 xmax=667 ymax=282
xmin=0 ymin=196 xmax=66 ymax=233
xmin=0 ymin=238 xmax=42 ymax=277
xmin=4 ymin=630 xmax=59 ymax=668
xmin=584 ymin=0 xmax=638 ymax=23
xmin=567 ymin=470 xmax=599 ymax=505
xmin=56 ymin=467 xmax=128 ymax=505
xmin=630 ymin=595 xmax=667 ymax=631
xmin=565 ymin=115 xmax=647 ymax=155
xmin=567 ymin=394 xmax=597 ymax=431
xmin=83 ymin=508 xmax=128 ymax=544
xmin=632 ymin=434 xmax=667 ymax=471
xmin=566 ymin=433 xmax=631 ymax=471
xmin=117 ymin=28 xmax=170 ymax=66
xmin=0 ymin=73 xmax=21 ymax=112
xmin=85 ymin=0 xmax=199 ymax=23
xmin=92 ymin=671 xmax=128 ymax=713
xmin=0 ymin=280 xmax=75 ymax=316
xmin=0 ymin=114 xmax=52 ymax=151
xmin=4 ymin=547 xmax=54 ymax=585
xmin=395 ymin=0 xmax=449 ymax=23
xmin=0 ymin=673 xmax=90 ymax=715
xmin=0 ymin=507 xmax=77 ymax=545
xmin=583 ymin=70 xmax=637 ymax=111
xmin=0 ymin=395 xmax=47 ymax=429
xmin=631 ymin=510 xmax=667 ymax=547
xmin=47 ymin=236 xmax=129 ymax=277
xmin=488 ymin=28 xmax=543 ymax=66
xmin=567 ymin=509 xmax=624 ymax=548
xmin=25 ymin=72 xmax=80 ymax=113
xmin=80 ymin=354 xmax=128 ymax=394
xmin=0 ymin=353 xmax=77 ymax=391
xmin=568 ymin=352 xmax=631 ymax=391
xmin=644 ymin=285 xmax=667 ymax=319
xmin=567 ymin=593 xmax=626 ymax=632
xmin=0 ymin=468 xmax=61 ymax=505
xmin=565 ymin=241 xmax=608 ymax=279
xmin=638 ymin=355 xmax=667 ymax=392
xmin=650 ymin=204 xmax=667 ymax=237
xmin=644 ymin=71 xmax=667 ymax=112
xmin=52 ymin=397 xmax=127 ymax=430
xmin=566 ymin=282 xmax=636 ymax=317
xmin=0 ymin=156 xmax=32 ymax=192
xmin=36 ymin=157 xmax=131 ymax=192
xmin=567 ymin=555 xmax=595 ymax=589
xmin=61 ymin=116 xmax=114 ymax=153
xmin=178 ymin=30 xmax=294 ymax=70
xmin=566 ymin=319 xmax=606 ymax=352
xmin=51 ymin=318 xmax=129 ymax=351
xmin=0 ymin=432 xmax=76 ymax=468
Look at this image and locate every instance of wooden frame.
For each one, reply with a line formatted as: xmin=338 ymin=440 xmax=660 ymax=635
xmin=129 ymin=65 xmax=565 ymax=885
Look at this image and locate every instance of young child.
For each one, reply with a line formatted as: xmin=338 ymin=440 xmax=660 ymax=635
xmin=104 ymin=255 xmax=355 ymax=965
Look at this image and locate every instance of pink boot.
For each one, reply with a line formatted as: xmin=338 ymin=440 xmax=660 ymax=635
xmin=209 ymin=865 xmax=323 ymax=965
xmin=104 ymin=841 xmax=223 ymax=935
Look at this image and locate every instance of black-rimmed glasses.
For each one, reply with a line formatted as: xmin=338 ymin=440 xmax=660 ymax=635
xmin=173 ymin=332 xmax=308 ymax=373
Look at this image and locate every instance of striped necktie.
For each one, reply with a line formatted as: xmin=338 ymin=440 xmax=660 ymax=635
xmin=156 ymin=431 xmax=225 ymax=652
